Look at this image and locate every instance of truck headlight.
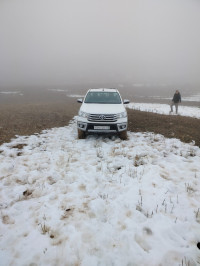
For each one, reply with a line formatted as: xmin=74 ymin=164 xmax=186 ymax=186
xmin=78 ymin=111 xmax=88 ymax=118
xmin=117 ymin=112 xmax=127 ymax=118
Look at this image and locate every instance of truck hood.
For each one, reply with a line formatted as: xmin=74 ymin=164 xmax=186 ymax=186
xmin=80 ymin=103 xmax=126 ymax=114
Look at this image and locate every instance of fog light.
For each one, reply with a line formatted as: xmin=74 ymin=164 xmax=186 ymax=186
xmin=117 ymin=123 xmax=127 ymax=131
xmin=120 ymin=125 xmax=126 ymax=129
xmin=77 ymin=122 xmax=87 ymax=130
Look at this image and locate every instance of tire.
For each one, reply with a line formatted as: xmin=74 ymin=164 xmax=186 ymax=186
xmin=119 ymin=130 xmax=127 ymax=140
xmin=78 ymin=129 xmax=86 ymax=139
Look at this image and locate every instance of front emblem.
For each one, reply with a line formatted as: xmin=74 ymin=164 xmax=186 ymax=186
xmin=99 ymin=115 xmax=105 ymax=120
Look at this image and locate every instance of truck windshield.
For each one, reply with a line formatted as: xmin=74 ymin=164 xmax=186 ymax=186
xmin=84 ymin=92 xmax=122 ymax=104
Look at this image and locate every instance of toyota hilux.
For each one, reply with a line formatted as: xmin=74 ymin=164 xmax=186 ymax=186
xmin=77 ymin=88 xmax=129 ymax=140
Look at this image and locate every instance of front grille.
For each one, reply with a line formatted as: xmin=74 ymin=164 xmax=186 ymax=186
xmin=88 ymin=114 xmax=117 ymax=122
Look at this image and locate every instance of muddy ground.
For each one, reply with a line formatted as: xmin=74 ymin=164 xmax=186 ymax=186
xmin=0 ymin=95 xmax=199 ymax=147
xmin=127 ymin=109 xmax=200 ymax=147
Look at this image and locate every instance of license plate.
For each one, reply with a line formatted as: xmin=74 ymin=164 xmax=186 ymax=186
xmin=94 ymin=126 xmax=110 ymax=130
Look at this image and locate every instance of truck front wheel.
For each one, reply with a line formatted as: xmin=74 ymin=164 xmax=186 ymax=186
xmin=119 ymin=130 xmax=127 ymax=140
xmin=78 ymin=129 xmax=86 ymax=139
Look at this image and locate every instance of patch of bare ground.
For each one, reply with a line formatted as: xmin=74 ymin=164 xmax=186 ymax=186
xmin=127 ymin=109 xmax=200 ymax=147
xmin=0 ymin=100 xmax=200 ymax=147
xmin=0 ymin=98 xmax=79 ymax=145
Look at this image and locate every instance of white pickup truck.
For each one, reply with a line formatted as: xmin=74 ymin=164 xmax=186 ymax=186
xmin=77 ymin=88 xmax=129 ymax=139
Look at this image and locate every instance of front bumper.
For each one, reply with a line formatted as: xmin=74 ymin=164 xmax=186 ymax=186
xmin=77 ymin=121 xmax=127 ymax=133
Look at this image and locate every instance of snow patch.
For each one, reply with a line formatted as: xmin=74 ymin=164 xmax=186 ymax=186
xmin=0 ymin=120 xmax=200 ymax=265
xmin=127 ymin=102 xmax=200 ymax=119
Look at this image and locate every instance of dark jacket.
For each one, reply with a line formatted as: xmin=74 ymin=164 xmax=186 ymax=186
xmin=172 ymin=93 xmax=181 ymax=103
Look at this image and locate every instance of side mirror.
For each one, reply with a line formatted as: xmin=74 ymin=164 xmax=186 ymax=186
xmin=77 ymin=98 xmax=83 ymax=103
xmin=123 ymin=99 xmax=130 ymax=104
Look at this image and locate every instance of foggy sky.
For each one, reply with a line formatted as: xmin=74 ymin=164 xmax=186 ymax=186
xmin=0 ymin=0 xmax=200 ymax=88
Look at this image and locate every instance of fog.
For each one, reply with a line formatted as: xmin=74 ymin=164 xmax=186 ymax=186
xmin=0 ymin=0 xmax=200 ymax=89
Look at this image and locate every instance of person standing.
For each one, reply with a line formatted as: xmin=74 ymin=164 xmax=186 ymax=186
xmin=170 ymin=90 xmax=181 ymax=114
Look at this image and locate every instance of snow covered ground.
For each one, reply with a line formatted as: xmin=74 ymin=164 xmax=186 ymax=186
xmin=182 ymin=94 xmax=200 ymax=102
xmin=68 ymin=94 xmax=85 ymax=98
xmin=0 ymin=91 xmax=20 ymax=94
xmin=0 ymin=119 xmax=200 ymax=265
xmin=144 ymin=94 xmax=200 ymax=102
xmin=0 ymin=91 xmax=23 ymax=96
xmin=48 ymin=89 xmax=68 ymax=92
xmin=127 ymin=103 xmax=200 ymax=119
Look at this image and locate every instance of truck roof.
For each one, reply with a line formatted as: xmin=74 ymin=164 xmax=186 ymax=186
xmin=88 ymin=88 xmax=119 ymax=93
